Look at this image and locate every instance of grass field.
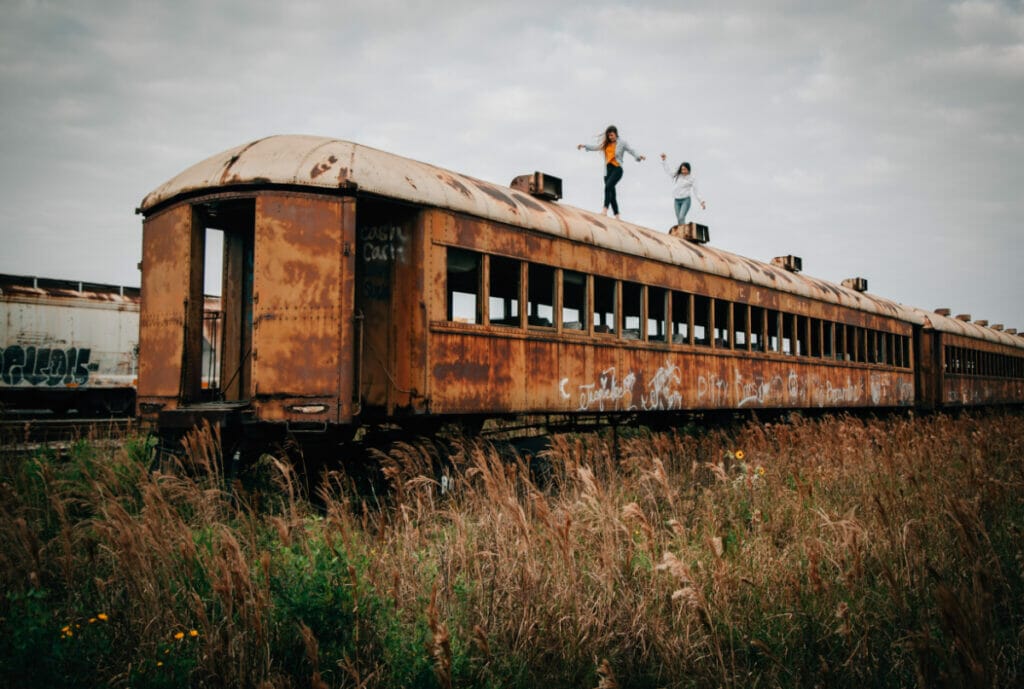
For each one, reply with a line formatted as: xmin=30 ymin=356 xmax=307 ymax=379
xmin=1 ymin=412 xmax=1022 ymax=688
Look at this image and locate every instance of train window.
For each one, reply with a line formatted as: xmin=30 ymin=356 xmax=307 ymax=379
xmin=733 ymin=304 xmax=749 ymax=349
xmin=794 ymin=315 xmax=808 ymax=356
xmin=527 ymin=263 xmax=555 ymax=328
xmin=489 ymin=255 xmax=521 ymax=327
xmin=714 ymin=299 xmax=731 ymax=348
xmin=693 ymin=295 xmax=711 ymax=346
xmin=767 ymin=310 xmax=781 ymax=353
xmin=824 ymin=322 xmax=835 ymax=359
xmin=446 ymin=248 xmax=481 ymax=324
xmin=808 ymin=319 xmax=820 ymax=357
xmin=781 ymin=314 xmax=795 ymax=355
xmin=562 ymin=270 xmax=587 ymax=331
xmin=750 ymin=306 xmax=765 ymax=352
xmin=648 ymin=286 xmax=668 ymax=342
xmin=622 ymin=282 xmax=643 ymax=340
xmin=866 ymin=330 xmax=877 ymax=364
xmin=671 ymin=291 xmax=690 ymax=344
xmin=593 ymin=276 xmax=616 ymax=335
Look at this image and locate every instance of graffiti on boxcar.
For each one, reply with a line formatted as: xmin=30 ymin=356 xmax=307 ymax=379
xmin=640 ymin=361 xmax=683 ymax=411
xmin=823 ymin=378 xmax=864 ymax=404
xmin=361 ymin=225 xmax=407 ymax=264
xmin=1 ymin=345 xmax=92 ymax=386
xmin=359 ymin=224 xmax=408 ymax=302
xmin=580 ymin=367 xmax=636 ymax=412
xmin=697 ymin=372 xmax=731 ymax=406
xmin=560 ymin=362 xmax=915 ymax=412
xmin=560 ymin=367 xmax=636 ymax=412
xmin=561 ymin=361 xmax=686 ymax=412
xmin=736 ymin=372 xmax=786 ymax=407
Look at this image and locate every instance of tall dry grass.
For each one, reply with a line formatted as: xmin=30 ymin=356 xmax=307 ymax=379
xmin=1 ymin=412 xmax=1022 ymax=688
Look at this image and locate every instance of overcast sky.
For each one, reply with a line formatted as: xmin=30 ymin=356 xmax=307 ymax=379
xmin=2 ymin=0 xmax=1022 ymax=329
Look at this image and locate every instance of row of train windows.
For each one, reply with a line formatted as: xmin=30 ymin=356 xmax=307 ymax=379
xmin=446 ymin=248 xmax=912 ymax=368
xmin=944 ymin=346 xmax=1024 ymax=379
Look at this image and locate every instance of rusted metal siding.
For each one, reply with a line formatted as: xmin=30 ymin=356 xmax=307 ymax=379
xmin=138 ymin=204 xmax=194 ymax=415
xmin=425 ymin=328 xmax=915 ymax=415
xmin=938 ymin=330 xmax=1024 ymax=406
xmin=252 ymin=193 xmax=347 ymax=422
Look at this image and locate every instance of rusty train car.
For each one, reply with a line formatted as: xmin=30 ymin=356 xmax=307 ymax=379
xmin=135 ymin=135 xmax=1024 ymax=445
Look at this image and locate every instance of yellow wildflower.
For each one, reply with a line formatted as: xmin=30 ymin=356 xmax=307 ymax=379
xmin=189 ymin=629 xmax=199 ymax=638
xmin=157 ymin=661 xmax=163 ymax=667
xmin=97 ymin=613 xmax=109 ymax=622
xmin=174 ymin=631 xmax=185 ymax=640
xmin=756 ymin=466 xmax=766 ymax=477
xmin=735 ymin=450 xmax=745 ymax=460
xmin=89 ymin=618 xmax=97 ymax=624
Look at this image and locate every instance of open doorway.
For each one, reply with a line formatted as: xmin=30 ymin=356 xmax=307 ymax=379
xmin=187 ymin=199 xmax=254 ymax=403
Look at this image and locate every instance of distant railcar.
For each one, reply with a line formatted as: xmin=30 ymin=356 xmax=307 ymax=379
xmin=135 ymin=135 xmax=1024 ymax=446
xmin=1 ymin=275 xmax=139 ymax=414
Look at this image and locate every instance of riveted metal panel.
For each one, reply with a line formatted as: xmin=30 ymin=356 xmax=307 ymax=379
xmin=252 ymin=194 xmax=343 ymax=420
xmin=138 ymin=204 xmax=194 ymax=414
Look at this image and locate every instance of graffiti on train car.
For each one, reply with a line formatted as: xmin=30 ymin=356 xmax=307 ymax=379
xmin=1 ymin=345 xmax=93 ymax=386
xmin=360 ymin=224 xmax=408 ymax=301
xmin=361 ymin=225 xmax=408 ymax=264
xmin=560 ymin=360 xmax=915 ymax=411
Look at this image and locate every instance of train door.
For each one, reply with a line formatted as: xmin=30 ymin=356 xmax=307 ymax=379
xmin=354 ymin=199 xmax=423 ymax=418
xmin=191 ymin=199 xmax=255 ymax=403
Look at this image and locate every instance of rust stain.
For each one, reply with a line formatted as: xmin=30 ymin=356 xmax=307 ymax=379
xmin=310 ymin=155 xmax=338 ymax=179
xmin=405 ymin=175 xmax=418 ymax=190
xmin=472 ymin=181 xmax=518 ymax=212
xmin=218 ymin=139 xmax=265 ymax=185
xmin=511 ymin=191 xmax=546 ymax=213
xmin=441 ymin=174 xmax=474 ymax=199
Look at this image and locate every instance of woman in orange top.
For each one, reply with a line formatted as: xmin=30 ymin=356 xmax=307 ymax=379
xmin=578 ymin=125 xmax=645 ymax=218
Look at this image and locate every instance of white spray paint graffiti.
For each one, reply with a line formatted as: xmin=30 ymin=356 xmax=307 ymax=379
xmin=558 ymin=359 xmax=915 ymax=411
xmin=565 ymin=367 xmax=637 ymax=412
xmin=697 ymin=372 xmax=730 ymax=406
xmin=640 ymin=361 xmax=683 ymax=410
xmin=735 ymin=372 xmax=785 ymax=407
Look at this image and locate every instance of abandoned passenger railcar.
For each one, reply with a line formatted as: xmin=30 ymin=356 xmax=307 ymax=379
xmin=135 ymin=135 xmax=1024 ymax=444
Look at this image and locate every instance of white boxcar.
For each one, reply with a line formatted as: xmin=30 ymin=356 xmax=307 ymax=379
xmin=1 ymin=275 xmax=139 ymax=414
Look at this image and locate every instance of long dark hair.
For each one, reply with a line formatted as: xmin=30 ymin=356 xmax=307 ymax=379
xmin=601 ymin=125 xmax=619 ymax=148
xmin=674 ymin=161 xmax=691 ymax=181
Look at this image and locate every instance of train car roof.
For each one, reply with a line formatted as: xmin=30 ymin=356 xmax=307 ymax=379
xmin=0 ymin=273 xmax=140 ymax=304
xmin=140 ymin=135 xmax=1024 ymax=350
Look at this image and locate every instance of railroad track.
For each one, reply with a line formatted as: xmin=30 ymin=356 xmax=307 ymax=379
xmin=0 ymin=416 xmax=138 ymax=450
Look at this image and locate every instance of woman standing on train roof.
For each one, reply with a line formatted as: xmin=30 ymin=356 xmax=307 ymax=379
xmin=660 ymin=153 xmax=706 ymax=225
xmin=577 ymin=125 xmax=645 ymax=218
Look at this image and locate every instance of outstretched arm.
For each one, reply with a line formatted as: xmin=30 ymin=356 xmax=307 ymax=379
xmin=621 ymin=140 xmax=645 ymax=162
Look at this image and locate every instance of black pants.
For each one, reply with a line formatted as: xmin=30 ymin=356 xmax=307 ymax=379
xmin=604 ymin=163 xmax=623 ymax=215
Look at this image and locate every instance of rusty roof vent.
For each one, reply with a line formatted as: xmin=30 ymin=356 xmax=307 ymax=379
xmin=669 ymin=222 xmax=710 ymax=244
xmin=991 ymin=324 xmax=1004 ymax=331
xmin=772 ymin=255 xmax=802 ymax=273
xmin=955 ymin=314 xmax=971 ymax=321
xmin=841 ymin=277 xmax=868 ymax=292
xmin=934 ymin=308 xmax=951 ymax=316
xmin=974 ymin=319 xmax=989 ymax=327
xmin=510 ymin=172 xmax=562 ymax=201
xmin=1005 ymin=328 xmax=1017 ymax=335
